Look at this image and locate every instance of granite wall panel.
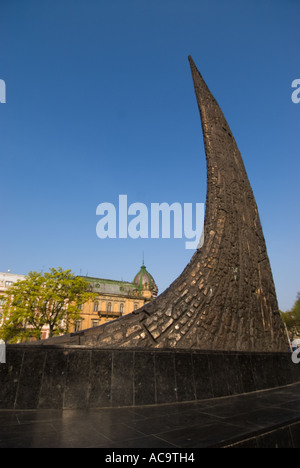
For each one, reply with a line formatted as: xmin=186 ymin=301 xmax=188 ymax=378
xmin=64 ymin=349 xmax=91 ymax=409
xmin=1 ymin=346 xmax=300 ymax=410
xmin=0 ymin=347 xmax=23 ymax=409
xmin=134 ymin=352 xmax=155 ymax=406
xmin=38 ymin=348 xmax=69 ymax=409
xmin=175 ymin=353 xmax=196 ymax=402
xmin=237 ymin=353 xmax=256 ymax=393
xmin=111 ymin=351 xmax=134 ymax=406
xmin=88 ymin=350 xmax=112 ymax=408
xmin=15 ymin=349 xmax=46 ymax=409
xmin=208 ymin=353 xmax=229 ymax=398
xmin=192 ymin=353 xmax=214 ymax=400
xmin=224 ymin=354 xmax=244 ymax=396
xmin=155 ymin=352 xmax=177 ymax=404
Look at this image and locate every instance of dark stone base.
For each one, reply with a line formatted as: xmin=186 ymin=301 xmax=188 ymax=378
xmin=1 ymin=345 xmax=299 ymax=410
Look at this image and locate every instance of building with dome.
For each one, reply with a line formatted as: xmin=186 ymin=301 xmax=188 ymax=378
xmin=0 ymin=265 xmax=158 ymax=339
xmin=132 ymin=262 xmax=158 ymax=300
xmin=75 ymin=263 xmax=158 ymax=332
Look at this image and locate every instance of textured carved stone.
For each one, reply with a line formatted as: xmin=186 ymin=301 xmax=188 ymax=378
xmin=45 ymin=57 xmax=286 ymax=352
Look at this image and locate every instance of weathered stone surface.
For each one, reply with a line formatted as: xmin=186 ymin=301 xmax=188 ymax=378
xmin=40 ymin=57 xmax=286 ymax=352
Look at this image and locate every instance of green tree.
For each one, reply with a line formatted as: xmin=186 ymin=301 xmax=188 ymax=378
xmin=280 ymin=292 xmax=300 ymax=340
xmin=0 ymin=268 xmax=96 ymax=343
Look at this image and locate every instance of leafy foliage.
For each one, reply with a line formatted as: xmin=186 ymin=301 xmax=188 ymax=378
xmin=280 ymin=292 xmax=300 ymax=339
xmin=0 ymin=268 xmax=96 ymax=343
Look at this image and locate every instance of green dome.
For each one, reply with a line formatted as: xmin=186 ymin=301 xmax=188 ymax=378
xmin=133 ymin=264 xmax=158 ymax=295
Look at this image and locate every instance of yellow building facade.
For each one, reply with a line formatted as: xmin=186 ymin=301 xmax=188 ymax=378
xmin=74 ymin=263 xmax=158 ymax=332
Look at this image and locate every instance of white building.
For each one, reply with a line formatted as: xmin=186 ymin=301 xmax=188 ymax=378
xmin=0 ymin=271 xmax=26 ymax=292
xmin=0 ymin=271 xmax=26 ymax=325
xmin=0 ymin=271 xmax=51 ymax=340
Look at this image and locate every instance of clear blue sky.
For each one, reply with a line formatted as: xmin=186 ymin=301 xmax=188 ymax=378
xmin=0 ymin=0 xmax=299 ymax=311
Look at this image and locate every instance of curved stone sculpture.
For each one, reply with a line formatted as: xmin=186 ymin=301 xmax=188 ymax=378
xmin=47 ymin=57 xmax=286 ymax=352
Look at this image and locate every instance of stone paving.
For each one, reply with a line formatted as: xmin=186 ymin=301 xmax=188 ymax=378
xmin=1 ymin=382 xmax=300 ymax=448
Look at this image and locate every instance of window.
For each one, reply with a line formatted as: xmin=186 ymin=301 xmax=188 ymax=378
xmin=93 ymin=301 xmax=99 ymax=312
xmin=92 ymin=319 xmax=99 ymax=328
xmin=107 ymin=302 xmax=112 ymax=313
xmin=5 ymin=281 xmax=13 ymax=287
xmin=120 ymin=303 xmax=124 ymax=314
xmin=134 ymin=303 xmax=139 ymax=311
xmin=74 ymin=320 xmax=82 ymax=332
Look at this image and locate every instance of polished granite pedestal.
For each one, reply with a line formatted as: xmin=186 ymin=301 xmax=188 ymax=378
xmin=1 ymin=346 xmax=299 ymax=410
xmin=1 ymin=345 xmax=300 ymax=448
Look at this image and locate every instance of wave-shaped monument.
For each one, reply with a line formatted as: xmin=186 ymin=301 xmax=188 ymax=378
xmin=43 ymin=56 xmax=286 ymax=353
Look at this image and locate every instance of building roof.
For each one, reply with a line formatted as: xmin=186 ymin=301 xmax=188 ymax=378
xmin=80 ymin=276 xmax=137 ymax=297
xmin=81 ymin=264 xmax=158 ymax=298
xmin=133 ymin=263 xmax=158 ymax=293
